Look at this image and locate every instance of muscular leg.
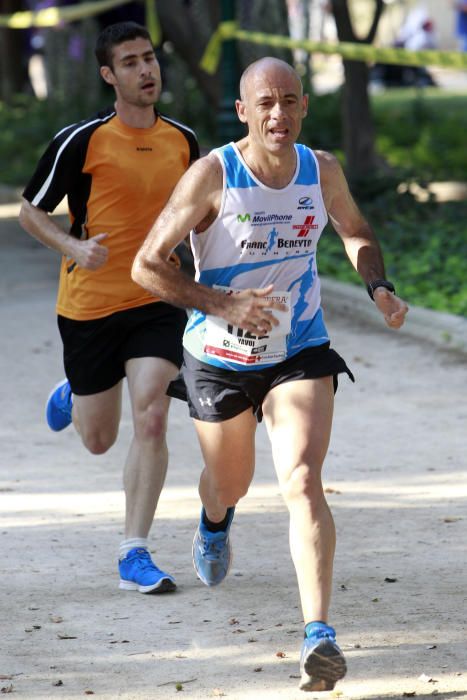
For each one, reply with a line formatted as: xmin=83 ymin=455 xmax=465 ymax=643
xmin=72 ymin=383 xmax=123 ymax=454
xmin=263 ymin=376 xmax=335 ymax=624
xmin=194 ymin=409 xmax=257 ymax=521
xmin=123 ymin=357 xmax=179 ymax=539
xmin=191 ymin=409 xmax=257 ymax=586
xmin=72 ymin=356 xmax=177 ymax=539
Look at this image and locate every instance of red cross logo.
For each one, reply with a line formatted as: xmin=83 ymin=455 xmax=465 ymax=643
xmin=297 ymin=215 xmax=316 ymax=237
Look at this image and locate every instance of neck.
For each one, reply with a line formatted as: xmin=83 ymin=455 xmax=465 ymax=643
xmin=114 ymin=100 xmax=157 ymax=129
xmin=238 ymin=139 xmax=296 ymax=189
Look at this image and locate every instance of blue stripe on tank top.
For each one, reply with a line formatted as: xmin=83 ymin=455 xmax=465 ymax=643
xmin=222 ymin=144 xmax=258 ymax=189
xmin=197 ymin=252 xmax=311 ymax=288
xmin=295 ymin=144 xmax=318 ymax=185
xmin=185 ymin=253 xmax=313 ymax=335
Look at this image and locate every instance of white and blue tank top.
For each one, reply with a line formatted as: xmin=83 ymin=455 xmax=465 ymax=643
xmin=183 ymin=141 xmax=330 ymax=371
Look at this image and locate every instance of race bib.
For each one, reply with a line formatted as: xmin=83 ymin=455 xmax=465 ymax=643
xmin=204 ymin=287 xmax=291 ymax=366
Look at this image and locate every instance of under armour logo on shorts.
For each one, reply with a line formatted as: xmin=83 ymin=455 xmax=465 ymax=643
xmin=198 ymin=396 xmax=213 ymax=407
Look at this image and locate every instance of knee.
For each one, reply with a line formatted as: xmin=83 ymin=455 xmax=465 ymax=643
xmin=215 ymin=480 xmax=250 ymax=508
xmin=281 ymin=464 xmax=323 ymax=507
xmin=135 ymin=402 xmax=168 ymax=443
xmin=81 ymin=427 xmax=118 ymax=455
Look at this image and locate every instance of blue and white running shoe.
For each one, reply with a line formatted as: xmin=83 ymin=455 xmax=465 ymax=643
xmin=192 ymin=507 xmax=235 ymax=586
xmin=299 ymin=622 xmax=347 ymax=692
xmin=46 ymin=379 xmax=73 ymax=431
xmin=119 ymin=548 xmax=176 ymax=594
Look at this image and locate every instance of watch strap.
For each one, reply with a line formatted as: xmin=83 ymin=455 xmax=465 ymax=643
xmin=367 ymin=279 xmax=396 ymax=301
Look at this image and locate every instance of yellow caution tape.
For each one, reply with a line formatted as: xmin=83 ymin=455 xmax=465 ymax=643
xmin=200 ymin=20 xmax=238 ymax=74
xmin=0 ymin=0 xmax=140 ymax=29
xmin=201 ymin=21 xmax=467 ymax=74
xmin=145 ymin=0 xmax=161 ymax=46
xmin=2 ymin=8 xmax=464 ymax=71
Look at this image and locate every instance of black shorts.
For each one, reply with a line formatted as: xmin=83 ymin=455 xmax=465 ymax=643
xmin=58 ymin=302 xmax=187 ymax=396
xmin=167 ymin=343 xmax=354 ymax=423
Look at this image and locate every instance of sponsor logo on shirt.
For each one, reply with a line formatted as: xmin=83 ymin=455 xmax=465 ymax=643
xmin=292 ymin=215 xmax=319 ymax=237
xmin=297 ymin=196 xmax=314 ymax=210
xmin=251 ymin=212 xmax=293 ymax=226
xmin=239 ymin=216 xmax=318 ymax=255
xmin=241 ymin=234 xmax=314 ymax=253
xmin=237 ymin=211 xmax=296 ymax=227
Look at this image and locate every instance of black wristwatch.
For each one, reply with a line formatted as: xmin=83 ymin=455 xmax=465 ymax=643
xmin=367 ymin=279 xmax=396 ymax=301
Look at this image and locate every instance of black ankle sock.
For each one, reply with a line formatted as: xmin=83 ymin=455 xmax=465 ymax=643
xmin=202 ymin=508 xmax=232 ymax=533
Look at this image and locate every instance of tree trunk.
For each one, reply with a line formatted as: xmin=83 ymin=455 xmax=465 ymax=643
xmin=0 ymin=0 xmax=30 ymax=102
xmin=156 ymin=0 xmax=220 ymax=107
xmin=155 ymin=0 xmax=292 ymax=110
xmin=341 ymin=61 xmax=379 ymax=179
xmin=330 ymin=0 xmax=385 ymax=184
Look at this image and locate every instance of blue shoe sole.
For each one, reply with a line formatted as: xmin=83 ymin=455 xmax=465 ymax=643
xmin=46 ymin=379 xmax=72 ymax=431
xmin=299 ymin=640 xmax=347 ymax=692
xmin=119 ymin=577 xmax=176 ymax=594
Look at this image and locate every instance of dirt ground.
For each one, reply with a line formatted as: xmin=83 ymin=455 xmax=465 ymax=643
xmin=1 ymin=213 xmax=466 ymax=700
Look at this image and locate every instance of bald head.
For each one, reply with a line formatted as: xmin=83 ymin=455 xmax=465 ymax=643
xmin=235 ymin=56 xmax=308 ymax=150
xmin=239 ymin=58 xmax=303 ymax=101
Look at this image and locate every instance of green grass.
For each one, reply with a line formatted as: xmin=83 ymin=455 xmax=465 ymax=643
xmin=371 ymin=88 xmax=467 ymax=181
xmin=318 ymin=191 xmax=467 ymax=317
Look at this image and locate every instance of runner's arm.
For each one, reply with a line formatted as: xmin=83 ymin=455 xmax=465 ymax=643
xmin=132 ymin=155 xmax=287 ymax=334
xmin=317 ymin=150 xmax=408 ymax=328
xmin=19 ymin=199 xmax=108 ymax=270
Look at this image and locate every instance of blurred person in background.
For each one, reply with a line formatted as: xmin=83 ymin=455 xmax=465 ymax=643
xmin=454 ymin=0 xmax=467 ymax=50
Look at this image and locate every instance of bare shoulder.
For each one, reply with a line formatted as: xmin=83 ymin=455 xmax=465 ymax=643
xmin=182 ymin=152 xmax=223 ymax=190
xmin=314 ymin=149 xmax=344 ymax=182
xmin=314 ymin=149 xmax=350 ymax=209
xmin=153 ymin=151 xmax=223 ymax=236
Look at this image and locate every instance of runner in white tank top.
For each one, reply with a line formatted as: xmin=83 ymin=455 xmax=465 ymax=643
xmin=133 ymin=56 xmax=408 ymax=694
xmin=184 ymin=141 xmax=329 ymax=370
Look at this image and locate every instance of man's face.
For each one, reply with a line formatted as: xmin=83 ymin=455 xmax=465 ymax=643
xmin=101 ymin=37 xmax=162 ymax=107
xmin=236 ymin=65 xmax=308 ymax=152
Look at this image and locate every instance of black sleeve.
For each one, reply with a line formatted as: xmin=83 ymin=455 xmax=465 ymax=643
xmin=188 ymin=130 xmax=200 ymax=164
xmin=22 ymin=122 xmax=87 ymax=213
xmin=158 ymin=112 xmax=200 ymax=165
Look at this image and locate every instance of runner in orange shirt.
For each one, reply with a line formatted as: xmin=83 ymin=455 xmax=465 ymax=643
xmin=19 ymin=21 xmax=199 ymax=593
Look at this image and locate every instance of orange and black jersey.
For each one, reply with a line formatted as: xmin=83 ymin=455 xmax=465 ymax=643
xmin=23 ymin=106 xmax=199 ymax=320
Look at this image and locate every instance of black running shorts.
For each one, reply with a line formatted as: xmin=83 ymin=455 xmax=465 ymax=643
xmin=58 ymin=302 xmax=187 ymax=396
xmin=167 ymin=342 xmax=354 ymax=423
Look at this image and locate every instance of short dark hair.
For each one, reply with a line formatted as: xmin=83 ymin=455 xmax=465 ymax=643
xmin=95 ymin=21 xmax=153 ymax=69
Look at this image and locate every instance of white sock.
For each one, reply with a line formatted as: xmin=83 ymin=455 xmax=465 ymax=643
xmin=119 ymin=538 xmax=149 ymax=560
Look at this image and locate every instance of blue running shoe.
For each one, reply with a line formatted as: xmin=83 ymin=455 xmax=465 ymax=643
xmin=299 ymin=622 xmax=347 ymax=692
xmin=119 ymin=548 xmax=176 ymax=594
xmin=192 ymin=507 xmax=235 ymax=586
xmin=46 ymin=379 xmax=73 ymax=431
